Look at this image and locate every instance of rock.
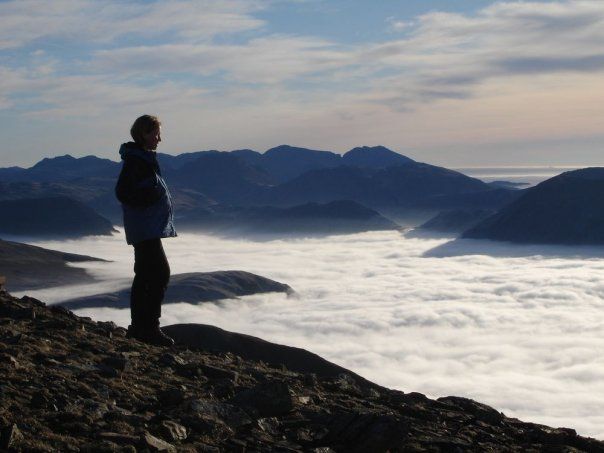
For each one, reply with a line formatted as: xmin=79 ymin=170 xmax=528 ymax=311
xmin=159 ymin=353 xmax=187 ymax=367
xmin=0 ymin=353 xmax=19 ymax=368
xmin=0 ymin=423 xmax=22 ymax=450
xmin=97 ymin=321 xmax=118 ymax=331
xmin=158 ymin=420 xmax=188 ymax=441
xmin=199 ymin=364 xmax=239 ymax=383
xmin=331 ymin=373 xmax=363 ymax=396
xmin=230 ymin=381 xmax=294 ymax=417
xmin=437 ymin=396 xmax=503 ymax=425
xmin=81 ymin=400 xmax=111 ymax=420
xmin=100 ymin=355 xmax=131 ymax=373
xmin=142 ymin=431 xmax=176 ymax=452
xmin=158 ymin=388 xmax=185 ymax=406
xmin=30 ymin=389 xmax=51 ymax=409
xmin=98 ymin=432 xmax=139 ymax=445
xmin=80 ymin=440 xmax=123 ymax=452
xmin=189 ymin=399 xmax=252 ymax=428
xmin=4 ymin=333 xmax=22 ymax=345
xmin=60 ymin=422 xmax=93 ymax=436
xmin=96 ymin=363 xmax=120 ymax=378
xmin=321 ymin=412 xmax=409 ymax=453
xmin=256 ymin=417 xmax=280 ymax=435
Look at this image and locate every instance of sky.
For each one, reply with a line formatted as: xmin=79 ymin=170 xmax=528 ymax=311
xmin=12 ymin=229 xmax=604 ymax=439
xmin=1 ymin=0 xmax=604 ymax=167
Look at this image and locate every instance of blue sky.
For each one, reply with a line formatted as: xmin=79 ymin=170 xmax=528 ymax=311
xmin=1 ymin=0 xmax=603 ymax=167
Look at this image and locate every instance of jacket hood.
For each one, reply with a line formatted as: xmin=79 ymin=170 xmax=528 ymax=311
xmin=119 ymin=142 xmax=157 ymax=163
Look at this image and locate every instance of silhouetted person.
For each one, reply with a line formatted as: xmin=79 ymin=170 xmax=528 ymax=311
xmin=115 ymin=115 xmax=176 ymax=346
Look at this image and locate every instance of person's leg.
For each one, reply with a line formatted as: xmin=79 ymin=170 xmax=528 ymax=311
xmin=129 ymin=238 xmax=173 ymax=346
xmin=144 ymin=238 xmax=170 ymax=327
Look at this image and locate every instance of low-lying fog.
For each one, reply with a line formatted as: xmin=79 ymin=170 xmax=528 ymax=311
xmin=14 ymin=229 xmax=604 ymax=439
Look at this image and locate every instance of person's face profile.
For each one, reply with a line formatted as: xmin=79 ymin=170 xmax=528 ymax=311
xmin=143 ymin=126 xmax=161 ymax=151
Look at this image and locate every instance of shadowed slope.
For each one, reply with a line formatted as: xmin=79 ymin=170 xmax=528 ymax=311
xmin=162 ymin=323 xmax=379 ymax=387
xmin=0 ymin=239 xmax=105 ymax=291
xmin=464 ymin=167 xmax=604 ymax=244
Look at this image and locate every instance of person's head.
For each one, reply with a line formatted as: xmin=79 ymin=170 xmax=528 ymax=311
xmin=130 ymin=114 xmax=162 ymax=151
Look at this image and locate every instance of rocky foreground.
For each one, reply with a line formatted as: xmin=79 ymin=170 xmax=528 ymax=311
xmin=1 ymin=289 xmax=603 ymax=452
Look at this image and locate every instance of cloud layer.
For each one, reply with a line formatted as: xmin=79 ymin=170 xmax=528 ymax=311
xmin=16 ymin=229 xmax=604 ymax=439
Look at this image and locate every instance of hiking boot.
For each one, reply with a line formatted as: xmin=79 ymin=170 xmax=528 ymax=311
xmin=127 ymin=324 xmax=175 ymax=347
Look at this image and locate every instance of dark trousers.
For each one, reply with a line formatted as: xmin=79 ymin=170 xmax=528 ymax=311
xmin=131 ymin=238 xmax=170 ymax=328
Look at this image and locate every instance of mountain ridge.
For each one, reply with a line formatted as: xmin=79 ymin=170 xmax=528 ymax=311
xmin=463 ymin=167 xmax=604 ymax=244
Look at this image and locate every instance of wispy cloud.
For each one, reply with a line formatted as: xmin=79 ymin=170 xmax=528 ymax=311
xmin=92 ymin=36 xmax=351 ymax=84
xmin=0 ymin=0 xmax=267 ymax=49
xmin=2 ymin=1 xmax=604 ymax=166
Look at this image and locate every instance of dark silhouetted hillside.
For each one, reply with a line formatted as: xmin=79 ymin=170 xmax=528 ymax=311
xmin=0 ymin=197 xmax=116 ymax=238
xmin=464 ymin=168 xmax=604 ymax=244
xmin=58 ymin=271 xmax=293 ymax=310
xmin=0 ymin=239 xmax=104 ymax=291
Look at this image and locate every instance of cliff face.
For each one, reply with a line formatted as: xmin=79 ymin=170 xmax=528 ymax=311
xmin=0 ymin=288 xmax=602 ymax=452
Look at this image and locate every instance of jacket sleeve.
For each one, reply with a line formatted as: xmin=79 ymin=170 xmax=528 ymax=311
xmin=115 ymin=157 xmax=163 ymax=208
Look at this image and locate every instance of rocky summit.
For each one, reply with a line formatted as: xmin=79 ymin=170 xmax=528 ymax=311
xmin=0 ymin=288 xmax=603 ymax=452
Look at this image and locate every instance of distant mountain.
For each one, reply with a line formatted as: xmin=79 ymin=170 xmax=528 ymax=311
xmin=58 ymin=271 xmax=292 ymax=310
xmin=260 ymin=161 xmax=505 ymax=209
xmin=0 ymin=166 xmax=26 ymax=180
xmin=178 ymin=200 xmax=398 ymax=235
xmin=243 ymin=200 xmax=399 ymax=234
xmin=257 ymin=145 xmax=342 ymax=183
xmin=464 ymin=168 xmax=604 ymax=244
xmin=0 ymin=196 xmax=116 ymax=238
xmin=0 ymin=146 xmax=520 ymax=233
xmin=0 ymin=238 xmax=104 ymax=291
xmin=13 ymin=155 xmax=120 ymax=182
xmin=259 ymin=166 xmax=375 ymax=206
xmin=488 ymin=180 xmax=530 ymax=190
xmin=413 ymin=187 xmax=523 ymax=210
xmin=342 ymin=145 xmax=414 ymax=168
xmin=230 ymin=149 xmax=266 ymax=167
xmin=171 ymin=152 xmax=275 ymax=204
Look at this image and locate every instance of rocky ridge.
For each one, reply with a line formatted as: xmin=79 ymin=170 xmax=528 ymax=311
xmin=0 ymin=285 xmax=603 ymax=452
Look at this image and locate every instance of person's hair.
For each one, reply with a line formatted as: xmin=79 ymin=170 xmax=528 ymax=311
xmin=130 ymin=115 xmax=161 ymax=147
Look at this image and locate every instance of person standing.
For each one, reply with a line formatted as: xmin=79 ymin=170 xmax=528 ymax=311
xmin=115 ymin=115 xmax=177 ymax=346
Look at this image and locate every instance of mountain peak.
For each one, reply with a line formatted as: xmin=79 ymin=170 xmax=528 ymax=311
xmin=347 ymin=145 xmax=393 ymax=153
xmin=264 ymin=145 xmax=335 ymax=156
xmin=343 ymin=145 xmax=414 ymax=168
xmin=31 ymin=154 xmax=76 ymax=169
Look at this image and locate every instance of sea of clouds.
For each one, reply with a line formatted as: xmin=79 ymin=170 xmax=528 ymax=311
xmin=14 ymin=229 xmax=604 ymax=439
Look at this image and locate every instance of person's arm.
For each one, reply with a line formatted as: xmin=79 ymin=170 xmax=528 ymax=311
xmin=115 ymin=157 xmax=163 ymax=208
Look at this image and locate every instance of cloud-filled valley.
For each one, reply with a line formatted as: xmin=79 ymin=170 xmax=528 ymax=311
xmin=15 ymin=229 xmax=604 ymax=439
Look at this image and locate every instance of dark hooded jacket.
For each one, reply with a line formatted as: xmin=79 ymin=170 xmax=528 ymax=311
xmin=115 ymin=142 xmax=176 ymax=245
